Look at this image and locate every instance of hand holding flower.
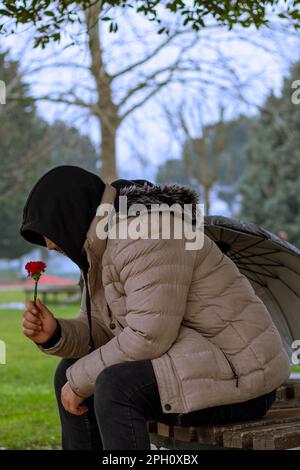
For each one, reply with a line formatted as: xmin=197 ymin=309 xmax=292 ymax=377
xmin=22 ymin=298 xmax=57 ymax=344
xmin=23 ymin=261 xmax=57 ymax=344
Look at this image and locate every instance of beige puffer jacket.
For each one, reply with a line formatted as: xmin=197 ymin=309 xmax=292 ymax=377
xmin=39 ymin=183 xmax=291 ymax=414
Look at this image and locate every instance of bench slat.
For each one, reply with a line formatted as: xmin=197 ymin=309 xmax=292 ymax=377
xmin=223 ymin=419 xmax=300 ymax=449
xmin=149 ymin=380 xmax=300 ymax=450
xmin=253 ymin=426 xmax=300 ymax=450
xmin=197 ymin=409 xmax=300 ymax=446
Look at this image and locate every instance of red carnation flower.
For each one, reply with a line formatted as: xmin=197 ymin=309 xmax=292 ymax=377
xmin=25 ymin=261 xmax=47 ymax=304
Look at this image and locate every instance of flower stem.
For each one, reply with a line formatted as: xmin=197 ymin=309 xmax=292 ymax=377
xmin=34 ymin=281 xmax=37 ymax=306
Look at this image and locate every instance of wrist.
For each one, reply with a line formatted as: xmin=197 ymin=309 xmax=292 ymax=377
xmin=67 ymin=381 xmax=85 ymax=399
xmin=36 ymin=319 xmax=62 ymax=348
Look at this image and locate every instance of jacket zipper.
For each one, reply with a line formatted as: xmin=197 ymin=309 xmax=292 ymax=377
xmin=115 ymin=318 xmax=124 ymax=330
xmin=221 ymin=350 xmax=240 ymax=387
xmin=167 ymin=353 xmax=188 ymax=415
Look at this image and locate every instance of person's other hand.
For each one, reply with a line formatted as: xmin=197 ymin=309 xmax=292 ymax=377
xmin=22 ymin=298 xmax=57 ymax=344
xmin=61 ymin=382 xmax=88 ymax=415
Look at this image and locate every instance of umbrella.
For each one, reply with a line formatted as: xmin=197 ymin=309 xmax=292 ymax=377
xmin=204 ymin=215 xmax=300 ymax=358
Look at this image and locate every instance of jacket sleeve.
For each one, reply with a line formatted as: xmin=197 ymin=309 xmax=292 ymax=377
xmin=36 ymin=282 xmax=114 ymax=358
xmin=66 ymin=231 xmax=195 ymax=398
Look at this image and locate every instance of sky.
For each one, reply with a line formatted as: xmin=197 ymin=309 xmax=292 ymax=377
xmin=1 ymin=8 xmax=300 ymax=185
xmin=0 ymin=8 xmax=300 ymax=267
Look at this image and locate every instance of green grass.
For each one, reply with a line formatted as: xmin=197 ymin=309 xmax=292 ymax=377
xmin=0 ymin=290 xmax=299 ymax=449
xmin=0 ymin=289 xmax=27 ymax=303
xmin=0 ymin=289 xmax=80 ymax=304
xmin=0 ymin=290 xmax=79 ymax=449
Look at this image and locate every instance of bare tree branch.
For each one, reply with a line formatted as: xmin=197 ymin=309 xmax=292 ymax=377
xmin=111 ymin=31 xmax=187 ymax=80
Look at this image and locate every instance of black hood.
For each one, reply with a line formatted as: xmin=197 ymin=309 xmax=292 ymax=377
xmin=20 ymin=166 xmax=155 ymax=352
xmin=20 ymin=165 xmax=106 ymax=272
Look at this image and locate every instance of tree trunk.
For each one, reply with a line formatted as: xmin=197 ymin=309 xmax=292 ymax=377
xmin=97 ymin=111 xmax=118 ymax=183
xmin=85 ymin=1 xmax=120 ymax=182
xmin=204 ymin=184 xmax=211 ymax=216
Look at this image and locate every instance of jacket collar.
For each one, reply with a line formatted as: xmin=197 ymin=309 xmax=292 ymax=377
xmin=83 ymin=184 xmax=117 ymax=264
xmin=83 ymin=181 xmax=200 ymax=263
xmin=117 ymin=182 xmax=199 ymax=209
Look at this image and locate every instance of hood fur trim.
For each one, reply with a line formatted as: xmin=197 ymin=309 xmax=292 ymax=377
xmin=118 ymin=183 xmax=199 ymax=209
xmin=117 ymin=183 xmax=200 ymax=220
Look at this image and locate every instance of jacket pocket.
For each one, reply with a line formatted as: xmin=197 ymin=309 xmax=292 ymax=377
xmin=218 ymin=349 xmax=240 ymax=387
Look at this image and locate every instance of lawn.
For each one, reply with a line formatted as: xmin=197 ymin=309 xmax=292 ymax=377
xmin=0 ymin=290 xmax=298 ymax=449
xmin=0 ymin=290 xmax=79 ymax=449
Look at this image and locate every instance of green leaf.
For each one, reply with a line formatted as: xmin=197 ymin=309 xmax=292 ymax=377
xmin=0 ymin=9 xmax=11 ymax=16
xmin=6 ymin=4 xmax=18 ymax=13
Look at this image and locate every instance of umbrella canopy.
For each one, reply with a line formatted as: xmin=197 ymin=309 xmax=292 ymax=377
xmin=204 ymin=215 xmax=300 ymax=359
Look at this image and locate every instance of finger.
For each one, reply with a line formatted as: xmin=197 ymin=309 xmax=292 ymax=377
xmin=60 ymin=393 xmax=86 ymax=416
xmin=61 ymin=393 xmax=70 ymax=411
xmin=25 ymin=302 xmax=39 ymax=315
xmin=35 ymin=299 xmax=50 ymax=319
xmin=23 ymin=311 xmax=42 ymax=324
xmin=61 ymin=401 xmax=80 ymax=416
xmin=36 ymin=298 xmax=47 ymax=312
xmin=23 ymin=328 xmax=37 ymax=337
xmin=61 ymin=399 xmax=69 ymax=412
xmin=23 ymin=319 xmax=42 ymax=331
xmin=77 ymin=407 xmax=88 ymax=415
xmin=78 ymin=405 xmax=89 ymax=413
xmin=69 ymin=406 xmax=88 ymax=416
xmin=25 ymin=301 xmax=38 ymax=312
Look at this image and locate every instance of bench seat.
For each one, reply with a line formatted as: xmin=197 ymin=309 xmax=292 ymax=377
xmin=148 ymin=379 xmax=300 ymax=450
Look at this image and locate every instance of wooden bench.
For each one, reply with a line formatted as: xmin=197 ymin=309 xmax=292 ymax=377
xmin=23 ymin=284 xmax=81 ymax=304
xmin=147 ymin=380 xmax=300 ymax=450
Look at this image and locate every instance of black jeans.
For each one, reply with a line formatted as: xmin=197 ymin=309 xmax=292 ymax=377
xmin=54 ymin=358 xmax=277 ymax=450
